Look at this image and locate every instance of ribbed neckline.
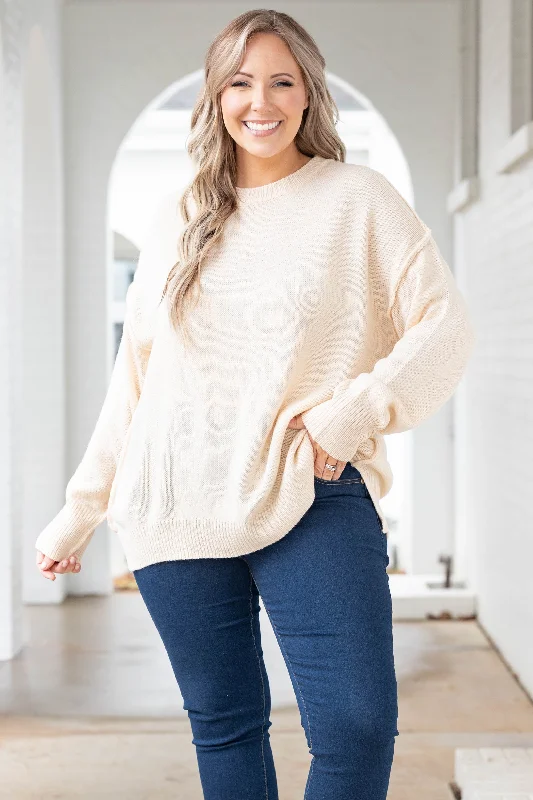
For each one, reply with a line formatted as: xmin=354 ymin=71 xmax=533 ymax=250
xmin=235 ymin=154 xmax=327 ymax=203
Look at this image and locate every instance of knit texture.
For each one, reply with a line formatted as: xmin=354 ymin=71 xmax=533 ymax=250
xmin=35 ymin=155 xmax=477 ymax=571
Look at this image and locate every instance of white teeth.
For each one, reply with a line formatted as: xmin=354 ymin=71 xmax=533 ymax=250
xmin=243 ymin=121 xmax=282 ymax=131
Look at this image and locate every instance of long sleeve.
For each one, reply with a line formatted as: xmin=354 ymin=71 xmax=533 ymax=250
xmin=34 ymin=291 xmax=151 ymax=563
xmin=300 ymin=228 xmax=477 ymax=463
xmin=34 ymin=190 xmax=183 ymax=563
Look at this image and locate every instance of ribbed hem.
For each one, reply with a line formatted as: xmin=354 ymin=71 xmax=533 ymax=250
xmin=113 ymin=462 xmax=388 ymax=573
xmin=235 ymin=154 xmax=330 ymax=203
xmin=35 ymin=466 xmax=389 ymax=570
xmin=115 ymin=485 xmax=316 ymax=571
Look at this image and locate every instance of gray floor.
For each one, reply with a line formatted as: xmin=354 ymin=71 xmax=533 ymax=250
xmin=2 ymin=592 xmax=533 ymax=798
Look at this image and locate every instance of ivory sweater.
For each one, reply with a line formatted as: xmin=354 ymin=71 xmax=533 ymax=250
xmin=35 ymin=155 xmax=476 ymax=571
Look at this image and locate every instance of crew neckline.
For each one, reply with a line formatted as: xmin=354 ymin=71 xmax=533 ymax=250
xmin=235 ymin=154 xmax=327 ymax=203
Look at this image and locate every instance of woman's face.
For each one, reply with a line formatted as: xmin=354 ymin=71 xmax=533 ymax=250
xmin=220 ymin=33 xmax=309 ymax=160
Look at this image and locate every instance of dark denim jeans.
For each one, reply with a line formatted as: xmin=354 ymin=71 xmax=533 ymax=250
xmin=133 ymin=462 xmax=399 ymax=799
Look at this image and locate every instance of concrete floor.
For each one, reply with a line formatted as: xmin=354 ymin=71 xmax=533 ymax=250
xmin=1 ymin=592 xmax=533 ymax=799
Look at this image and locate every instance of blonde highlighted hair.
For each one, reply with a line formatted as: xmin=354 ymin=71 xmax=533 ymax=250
xmin=160 ymin=8 xmax=346 ymax=344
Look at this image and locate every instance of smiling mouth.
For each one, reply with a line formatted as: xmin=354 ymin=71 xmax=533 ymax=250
xmin=242 ymin=120 xmax=283 ymax=130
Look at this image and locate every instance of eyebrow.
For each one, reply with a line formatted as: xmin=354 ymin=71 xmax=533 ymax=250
xmin=233 ymin=71 xmax=295 ymax=79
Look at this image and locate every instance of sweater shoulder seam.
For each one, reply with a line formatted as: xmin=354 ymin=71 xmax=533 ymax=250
xmin=386 ymin=228 xmax=433 ymax=323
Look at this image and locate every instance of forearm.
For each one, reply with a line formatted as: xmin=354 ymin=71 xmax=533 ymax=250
xmin=301 ymin=235 xmax=477 ymax=462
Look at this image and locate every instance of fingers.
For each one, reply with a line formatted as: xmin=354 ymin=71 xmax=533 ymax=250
xmin=36 ymin=554 xmax=57 ymax=581
xmin=311 ymin=439 xmax=346 ymax=481
xmin=315 ymin=458 xmax=345 ymax=480
xmin=36 ymin=551 xmax=81 ymax=580
xmin=305 ymin=430 xmax=342 ymax=480
xmin=53 ymin=556 xmax=81 ymax=574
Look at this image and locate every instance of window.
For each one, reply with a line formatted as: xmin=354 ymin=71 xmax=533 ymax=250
xmin=497 ymin=0 xmax=533 ymax=172
xmin=509 ymin=0 xmax=533 ymax=135
xmin=447 ymin=0 xmax=480 ymax=212
xmin=113 ymin=257 xmax=136 ymax=303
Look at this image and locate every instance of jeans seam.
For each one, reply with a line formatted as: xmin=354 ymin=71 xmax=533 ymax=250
xmin=260 ymin=595 xmax=315 ymax=799
xmin=248 ymin=571 xmax=269 ymax=800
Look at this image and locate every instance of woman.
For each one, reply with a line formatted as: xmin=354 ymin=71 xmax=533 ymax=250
xmin=35 ymin=9 xmax=476 ymax=799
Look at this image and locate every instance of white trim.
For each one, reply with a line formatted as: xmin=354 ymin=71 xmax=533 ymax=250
xmin=496 ymin=120 xmax=533 ymax=173
xmin=446 ymin=176 xmax=480 ymax=213
xmin=454 ymin=0 xmax=480 ymax=186
xmin=509 ymin=0 xmax=533 ymax=134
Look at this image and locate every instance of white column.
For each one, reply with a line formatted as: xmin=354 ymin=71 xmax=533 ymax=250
xmin=0 ymin=2 xmax=25 ymax=660
xmin=21 ymin=23 xmax=69 ymax=608
xmin=404 ymin=410 xmax=455 ymax=576
xmin=22 ymin=4 xmax=112 ymax=604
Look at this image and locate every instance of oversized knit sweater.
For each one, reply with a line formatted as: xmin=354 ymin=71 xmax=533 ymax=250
xmin=35 ymin=155 xmax=476 ymax=572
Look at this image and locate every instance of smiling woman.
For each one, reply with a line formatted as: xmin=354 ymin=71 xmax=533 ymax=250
xmin=33 ymin=8 xmax=476 ymax=800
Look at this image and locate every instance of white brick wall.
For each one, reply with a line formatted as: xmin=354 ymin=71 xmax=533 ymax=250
xmin=456 ymin=0 xmax=533 ymax=697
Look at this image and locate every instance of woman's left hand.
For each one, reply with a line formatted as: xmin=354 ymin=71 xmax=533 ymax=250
xmin=287 ymin=414 xmax=347 ymax=481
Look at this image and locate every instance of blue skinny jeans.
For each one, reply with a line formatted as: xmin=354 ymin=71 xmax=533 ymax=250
xmin=133 ymin=462 xmax=399 ymax=799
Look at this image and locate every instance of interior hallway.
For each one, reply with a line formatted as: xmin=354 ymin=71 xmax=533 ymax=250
xmin=1 ymin=593 xmax=533 ymax=799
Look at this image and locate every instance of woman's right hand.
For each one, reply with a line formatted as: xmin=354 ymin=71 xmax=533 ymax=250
xmin=287 ymin=413 xmax=347 ymax=481
xmin=36 ymin=551 xmax=81 ymax=581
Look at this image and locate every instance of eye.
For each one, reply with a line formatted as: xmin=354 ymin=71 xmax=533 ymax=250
xmin=230 ymin=80 xmax=294 ymax=88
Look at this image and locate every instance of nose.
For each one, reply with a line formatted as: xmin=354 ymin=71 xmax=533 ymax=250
xmin=250 ymin=84 xmax=273 ymax=112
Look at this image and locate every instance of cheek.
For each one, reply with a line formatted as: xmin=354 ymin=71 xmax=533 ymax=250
xmin=278 ymin=92 xmax=307 ymax=121
xmin=220 ymin=92 xmax=245 ymax=124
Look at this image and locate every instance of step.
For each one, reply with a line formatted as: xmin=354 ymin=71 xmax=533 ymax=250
xmin=455 ymin=749 xmax=533 ymax=799
xmin=389 ymin=573 xmax=476 ymax=619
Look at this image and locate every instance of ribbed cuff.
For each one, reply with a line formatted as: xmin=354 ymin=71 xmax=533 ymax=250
xmin=300 ymin=392 xmax=375 ymax=462
xmin=34 ymin=501 xmax=100 ymax=562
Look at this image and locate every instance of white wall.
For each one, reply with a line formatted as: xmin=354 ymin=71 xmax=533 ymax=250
xmin=453 ymin=0 xmax=533 ymax=697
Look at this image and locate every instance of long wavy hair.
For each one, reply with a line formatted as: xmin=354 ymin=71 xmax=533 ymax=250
xmin=160 ymin=8 xmax=346 ymax=345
